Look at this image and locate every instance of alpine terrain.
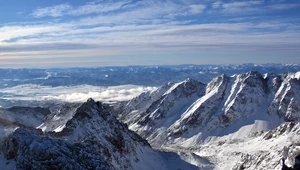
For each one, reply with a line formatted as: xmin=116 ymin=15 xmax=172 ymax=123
xmin=0 ymin=99 xmax=199 ymax=170
xmin=0 ymin=70 xmax=299 ymax=169
xmin=112 ymin=71 xmax=300 ymax=169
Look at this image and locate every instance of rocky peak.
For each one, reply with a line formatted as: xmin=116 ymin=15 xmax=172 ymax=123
xmin=112 ymin=71 xmax=300 ymax=152
xmin=169 ymin=74 xmax=231 ymax=137
xmin=139 ymin=79 xmax=205 ymax=124
xmin=162 ymin=78 xmax=204 ymax=98
xmin=46 ymin=99 xmax=110 ymax=138
xmin=73 ymin=98 xmax=105 ymax=119
xmin=179 ymin=78 xmax=205 ymax=94
xmin=265 ymin=73 xmax=283 ymax=94
xmin=268 ymin=72 xmax=300 ymax=121
xmin=87 ymin=97 xmax=95 ymax=103
xmin=36 ymin=99 xmax=164 ymax=170
xmin=206 ymin=74 xmax=229 ymax=94
xmin=217 ymin=71 xmax=268 ymax=125
xmin=243 ymin=71 xmax=266 ymax=88
xmin=5 ymin=128 xmax=111 ymax=170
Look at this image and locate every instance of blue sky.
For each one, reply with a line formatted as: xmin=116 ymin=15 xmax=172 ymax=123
xmin=0 ymin=0 xmax=300 ymax=68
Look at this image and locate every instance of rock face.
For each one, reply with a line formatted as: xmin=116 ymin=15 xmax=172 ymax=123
xmin=112 ymin=71 xmax=300 ymax=146
xmin=48 ymin=99 xmax=151 ymax=170
xmin=1 ymin=99 xmax=199 ymax=170
xmin=109 ymin=71 xmax=300 ymax=169
xmin=111 ymin=82 xmax=175 ymax=126
xmin=5 ymin=128 xmax=111 ymax=170
xmin=170 ymin=74 xmax=230 ymax=137
xmin=1 ymin=70 xmax=300 ymax=170
xmin=268 ymin=73 xmax=300 ymax=122
xmin=37 ymin=103 xmax=81 ymax=132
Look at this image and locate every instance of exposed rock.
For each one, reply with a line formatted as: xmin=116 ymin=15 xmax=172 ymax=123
xmin=4 ymin=128 xmax=110 ymax=170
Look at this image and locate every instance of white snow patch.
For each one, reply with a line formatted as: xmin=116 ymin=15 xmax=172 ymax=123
xmin=163 ymin=82 xmax=182 ymax=95
xmin=228 ymin=120 xmax=269 ymax=139
xmin=193 ymin=124 xmax=297 ymax=170
xmin=181 ymin=87 xmax=218 ymax=120
xmin=54 ymin=124 xmax=66 ymax=132
xmin=294 ymin=71 xmax=300 ymax=80
xmin=37 ymin=124 xmax=47 ymax=132
xmin=38 ymin=105 xmax=78 ymax=132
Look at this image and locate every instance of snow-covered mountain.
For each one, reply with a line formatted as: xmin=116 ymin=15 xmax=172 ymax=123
xmin=112 ymin=71 xmax=300 ymax=169
xmin=0 ymin=69 xmax=299 ymax=169
xmin=1 ymin=63 xmax=299 ymax=108
xmin=0 ymin=99 xmax=199 ymax=170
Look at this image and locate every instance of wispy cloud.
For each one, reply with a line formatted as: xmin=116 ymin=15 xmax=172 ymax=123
xmin=31 ymin=0 xmax=132 ymax=18
xmin=268 ymin=3 xmax=300 ymax=10
xmin=212 ymin=1 xmax=222 ymax=9
xmin=188 ymin=4 xmax=206 ymax=15
xmin=31 ymin=0 xmax=204 ymax=23
xmin=1 ymin=0 xmax=300 ymax=67
xmin=209 ymin=0 xmax=300 ymax=15
xmin=69 ymin=0 xmax=131 ymax=16
xmin=222 ymin=1 xmax=263 ymax=8
xmin=210 ymin=0 xmax=264 ymax=14
xmin=32 ymin=4 xmax=72 ymax=18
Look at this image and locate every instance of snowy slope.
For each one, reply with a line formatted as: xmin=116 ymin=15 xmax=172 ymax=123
xmin=127 ymin=79 xmax=206 ymax=140
xmin=268 ymin=72 xmax=300 ymax=121
xmin=37 ymin=103 xmax=81 ymax=132
xmin=0 ymin=70 xmax=299 ymax=169
xmin=0 ymin=98 xmax=200 ymax=170
xmin=112 ymin=71 xmax=300 ymax=169
xmin=49 ymin=98 xmax=199 ymax=170
xmin=111 ymin=82 xmax=174 ymax=125
xmin=115 ymin=71 xmax=300 ymax=145
xmin=194 ymin=122 xmax=300 ymax=170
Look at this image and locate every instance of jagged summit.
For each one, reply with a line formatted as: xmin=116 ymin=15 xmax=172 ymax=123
xmin=125 ymin=78 xmax=206 ymax=138
xmin=87 ymin=97 xmax=95 ymax=103
xmin=110 ymin=71 xmax=300 ymax=169
xmin=113 ymin=71 xmax=300 ymax=145
xmin=1 ymin=98 xmax=199 ymax=170
xmin=72 ymin=98 xmax=105 ymax=119
xmin=0 ymin=70 xmax=299 ymax=170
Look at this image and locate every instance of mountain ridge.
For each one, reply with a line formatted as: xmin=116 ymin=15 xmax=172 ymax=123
xmin=0 ymin=70 xmax=299 ymax=169
xmin=111 ymin=71 xmax=300 ymax=169
xmin=0 ymin=98 xmax=200 ymax=170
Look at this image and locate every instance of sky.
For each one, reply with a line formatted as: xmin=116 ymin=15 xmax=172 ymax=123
xmin=0 ymin=0 xmax=300 ymax=68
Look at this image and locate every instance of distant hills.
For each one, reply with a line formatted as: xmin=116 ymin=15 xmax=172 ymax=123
xmin=1 ymin=63 xmax=299 ymax=88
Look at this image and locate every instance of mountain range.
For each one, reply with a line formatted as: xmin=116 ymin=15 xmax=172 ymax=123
xmin=111 ymin=71 xmax=300 ymax=169
xmin=0 ymin=69 xmax=299 ymax=169
xmin=0 ymin=99 xmax=199 ymax=170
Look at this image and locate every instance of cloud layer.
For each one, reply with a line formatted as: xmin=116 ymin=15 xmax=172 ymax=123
xmin=1 ymin=84 xmax=156 ymax=103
